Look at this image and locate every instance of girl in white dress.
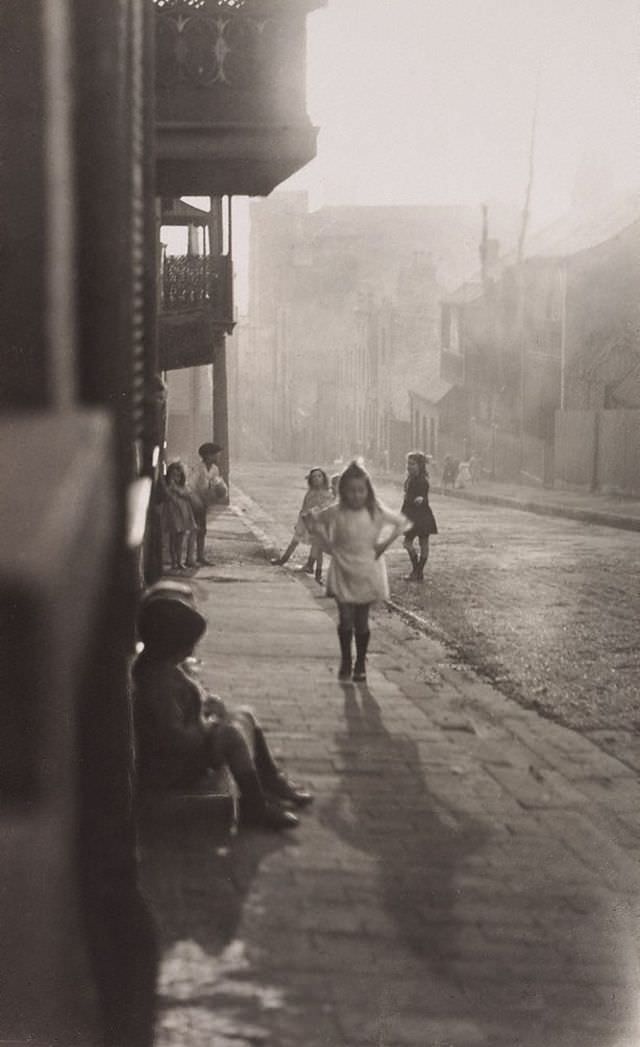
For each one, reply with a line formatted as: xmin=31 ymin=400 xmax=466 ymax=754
xmin=306 ymin=460 xmax=407 ymax=682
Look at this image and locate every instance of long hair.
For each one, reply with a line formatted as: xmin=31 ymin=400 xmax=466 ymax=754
xmin=405 ymin=450 xmax=428 ymax=488
xmin=338 ymin=459 xmax=378 ymax=517
xmin=166 ymin=460 xmax=187 ymax=486
xmin=306 ymin=466 xmax=329 ymax=490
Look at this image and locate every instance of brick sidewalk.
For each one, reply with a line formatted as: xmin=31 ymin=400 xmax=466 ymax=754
xmin=141 ymin=505 xmax=640 ymax=1047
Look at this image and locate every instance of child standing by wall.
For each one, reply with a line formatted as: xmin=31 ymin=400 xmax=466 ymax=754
xmin=402 ymin=451 xmax=438 ymax=582
xmin=272 ymin=467 xmax=333 ymax=582
xmin=163 ymin=460 xmax=197 ymax=572
xmin=188 ymin=442 xmax=228 ymax=566
xmin=306 ymin=460 xmax=406 ymax=682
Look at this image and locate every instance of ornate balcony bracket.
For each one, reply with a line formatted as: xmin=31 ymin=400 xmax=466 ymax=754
xmin=154 ymin=0 xmax=325 ymax=195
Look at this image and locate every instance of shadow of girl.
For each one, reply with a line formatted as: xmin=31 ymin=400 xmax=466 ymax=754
xmin=322 ymin=687 xmax=638 ymax=1047
xmin=321 ymin=685 xmax=488 ymax=980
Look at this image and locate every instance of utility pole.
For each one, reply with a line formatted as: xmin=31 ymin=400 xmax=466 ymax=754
xmin=517 ymin=77 xmax=540 ymax=473
xmin=559 ymin=260 xmax=568 ymax=410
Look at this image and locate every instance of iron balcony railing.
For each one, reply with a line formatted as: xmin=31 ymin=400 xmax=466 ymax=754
xmin=161 ymin=253 xmax=234 ymax=329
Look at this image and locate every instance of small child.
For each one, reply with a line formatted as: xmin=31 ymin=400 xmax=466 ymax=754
xmin=163 ymin=460 xmax=197 ymax=571
xmin=133 ymin=581 xmax=312 ymax=831
xmin=306 ymin=460 xmax=406 ymax=682
xmin=401 ymin=451 xmax=438 ymax=582
xmin=189 ymin=442 xmax=228 ymax=566
xmin=442 ymin=455 xmax=458 ymax=494
xmin=456 ymin=459 xmax=472 ymax=489
xmin=272 ymin=467 xmax=333 ymax=582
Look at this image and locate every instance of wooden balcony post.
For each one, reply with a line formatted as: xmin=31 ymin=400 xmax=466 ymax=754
xmin=208 ymin=198 xmax=230 ymax=491
xmin=213 ymin=332 xmax=230 ymax=494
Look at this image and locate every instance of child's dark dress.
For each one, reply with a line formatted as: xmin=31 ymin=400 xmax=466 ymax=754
xmin=401 ymin=476 xmax=438 ymax=539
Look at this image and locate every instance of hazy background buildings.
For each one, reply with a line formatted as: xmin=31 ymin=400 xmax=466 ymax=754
xmin=167 ymin=0 xmax=640 ymax=493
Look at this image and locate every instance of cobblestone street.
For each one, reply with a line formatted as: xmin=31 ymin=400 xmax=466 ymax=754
xmin=141 ymin=492 xmax=640 ymax=1047
xmin=234 ymin=462 xmax=640 ymax=767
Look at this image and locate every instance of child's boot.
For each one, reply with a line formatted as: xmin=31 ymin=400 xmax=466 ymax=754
xmin=315 ymin=552 xmax=324 ymax=584
xmin=404 ymin=548 xmax=419 ymax=580
xmin=186 ymin=533 xmax=198 ymax=568
xmin=353 ymin=630 xmax=370 ymax=682
xmin=416 ymin=557 xmax=427 ymax=582
xmin=253 ymin=727 xmax=313 ymax=808
xmin=196 ymin=531 xmax=212 ymax=566
xmin=337 ymin=628 xmax=353 ymax=680
xmin=236 ymin=771 xmax=299 ymax=831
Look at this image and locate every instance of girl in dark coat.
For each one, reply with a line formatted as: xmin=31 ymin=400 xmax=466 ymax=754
xmin=401 ymin=451 xmax=438 ymax=581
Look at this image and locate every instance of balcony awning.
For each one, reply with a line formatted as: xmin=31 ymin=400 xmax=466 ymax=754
xmin=160 ymin=198 xmax=210 ymax=226
xmin=156 ymin=125 xmax=319 ymax=197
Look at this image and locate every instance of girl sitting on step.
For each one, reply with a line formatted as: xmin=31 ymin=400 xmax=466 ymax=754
xmin=133 ymin=581 xmax=313 ymax=831
xmin=305 ymin=460 xmax=407 ymax=683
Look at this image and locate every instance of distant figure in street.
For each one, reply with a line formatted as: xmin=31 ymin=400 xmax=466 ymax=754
xmin=456 ymin=460 xmax=472 ymax=489
xmin=401 ymin=451 xmax=438 ymax=582
xmin=163 ymin=460 xmax=197 ymax=572
xmin=330 ymin=473 xmax=341 ymax=500
xmin=442 ymin=455 xmax=458 ymax=494
xmin=469 ymin=453 xmax=482 ymax=484
xmin=306 ymin=460 xmax=406 ymax=682
xmin=133 ymin=581 xmax=312 ymax=831
xmin=271 ymin=467 xmax=333 ymax=583
xmin=189 ymin=442 xmax=227 ymax=566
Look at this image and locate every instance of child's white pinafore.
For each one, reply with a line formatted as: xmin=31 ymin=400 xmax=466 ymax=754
xmin=311 ymin=503 xmax=406 ymax=604
xmin=292 ymin=488 xmax=334 ymax=542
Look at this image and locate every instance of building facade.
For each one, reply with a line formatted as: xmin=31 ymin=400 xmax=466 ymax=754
xmin=244 ymin=196 xmax=518 ymax=469
xmin=438 ymin=194 xmax=640 ymax=487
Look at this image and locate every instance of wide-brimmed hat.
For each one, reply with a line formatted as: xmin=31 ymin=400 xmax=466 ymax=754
xmin=138 ymin=581 xmax=207 ymax=654
xmin=198 ymin=442 xmax=222 ymax=458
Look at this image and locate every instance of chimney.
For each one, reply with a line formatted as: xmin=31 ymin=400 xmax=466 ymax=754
xmin=479 ymin=204 xmax=488 ymax=284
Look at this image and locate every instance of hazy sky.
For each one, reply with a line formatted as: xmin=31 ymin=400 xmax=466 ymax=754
xmin=183 ymin=0 xmax=639 ymax=307
xmin=283 ymin=0 xmax=639 ymax=227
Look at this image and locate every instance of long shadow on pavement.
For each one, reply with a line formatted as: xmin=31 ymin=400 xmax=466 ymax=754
xmin=325 ymin=685 xmax=487 ymax=976
xmin=320 ymin=685 xmax=637 ymax=1046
